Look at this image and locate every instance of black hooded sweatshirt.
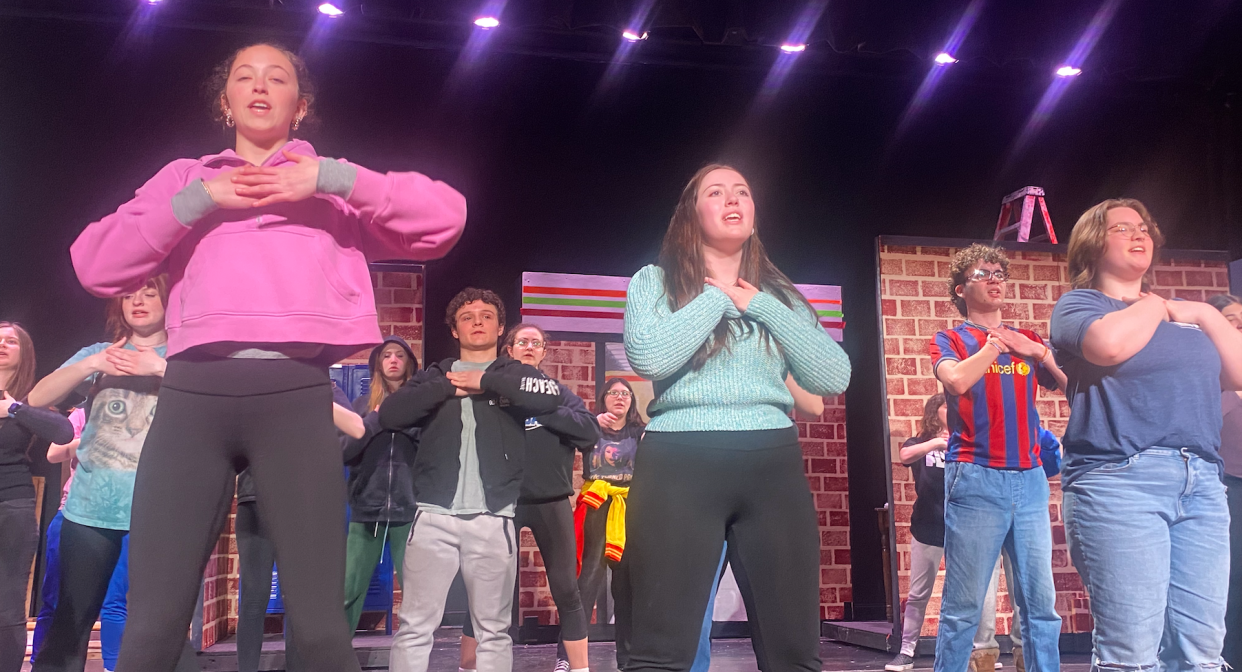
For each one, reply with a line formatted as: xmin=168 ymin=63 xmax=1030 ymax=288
xmin=518 ymin=387 xmax=599 ymax=504
xmin=378 ymin=355 xmax=562 ymax=513
xmin=341 ymin=335 xmax=421 ymax=524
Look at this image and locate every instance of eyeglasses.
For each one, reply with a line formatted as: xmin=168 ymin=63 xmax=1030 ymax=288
xmin=605 ymin=389 xmax=632 ymax=398
xmin=514 ymin=339 xmax=545 ymax=350
xmin=966 ymin=269 xmax=1009 ymax=283
xmin=1107 ymin=223 xmax=1150 ymax=238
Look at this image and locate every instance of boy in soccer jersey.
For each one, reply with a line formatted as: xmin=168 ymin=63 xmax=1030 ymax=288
xmin=929 ymin=244 xmax=1068 ymax=672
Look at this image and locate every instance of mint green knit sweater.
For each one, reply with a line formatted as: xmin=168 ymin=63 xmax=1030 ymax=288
xmin=623 ymin=265 xmax=852 ymax=432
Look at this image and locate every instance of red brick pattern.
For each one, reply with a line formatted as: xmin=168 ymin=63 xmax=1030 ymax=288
xmin=803 ymin=394 xmax=853 ymax=619
xmin=880 ymin=243 xmax=1229 ymax=637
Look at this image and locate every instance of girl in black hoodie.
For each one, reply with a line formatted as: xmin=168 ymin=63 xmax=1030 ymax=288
xmin=341 ymin=335 xmax=421 ymax=632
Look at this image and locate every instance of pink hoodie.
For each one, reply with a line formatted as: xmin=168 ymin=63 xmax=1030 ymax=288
xmin=71 ymin=140 xmax=466 ymax=359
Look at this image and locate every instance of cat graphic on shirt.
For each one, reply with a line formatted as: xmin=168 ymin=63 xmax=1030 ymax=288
xmin=79 ymin=387 xmax=156 ymax=471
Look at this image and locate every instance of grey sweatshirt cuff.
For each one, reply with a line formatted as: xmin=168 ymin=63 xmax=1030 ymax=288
xmin=171 ymin=179 xmax=219 ymax=226
xmin=317 ymin=158 xmax=358 ymax=199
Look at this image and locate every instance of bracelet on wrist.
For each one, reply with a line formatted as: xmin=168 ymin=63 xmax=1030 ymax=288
xmin=201 ymin=179 xmax=215 ymax=203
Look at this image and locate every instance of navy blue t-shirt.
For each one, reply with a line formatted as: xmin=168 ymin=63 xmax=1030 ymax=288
xmin=1050 ymin=289 xmax=1223 ymax=486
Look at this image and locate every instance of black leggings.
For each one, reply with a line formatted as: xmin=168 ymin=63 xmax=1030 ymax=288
xmin=0 ymin=497 xmax=38 ymax=672
xmin=235 ymin=500 xmax=285 ymax=672
xmin=33 ymin=520 xmax=124 ymax=671
xmin=462 ymin=498 xmax=588 ymax=642
xmin=116 ymin=357 xmax=358 ymax=672
xmin=623 ymin=428 xmax=820 ymax=672
xmin=572 ymin=497 xmax=631 ymax=665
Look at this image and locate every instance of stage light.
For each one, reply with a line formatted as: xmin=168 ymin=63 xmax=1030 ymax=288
xmin=1055 ymin=65 xmax=1082 ymax=77
xmin=622 ymin=29 xmax=649 ymax=42
xmin=934 ymin=52 xmax=958 ymax=65
xmin=317 ymin=2 xmax=343 ymax=17
xmin=779 ymin=43 xmax=807 ymax=53
xmin=474 ymin=16 xmax=500 ymax=29
xmin=146 ymin=0 xmax=163 ymax=4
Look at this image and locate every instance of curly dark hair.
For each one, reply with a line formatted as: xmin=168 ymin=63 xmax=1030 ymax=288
xmin=445 ymin=288 xmax=506 ymax=332
xmin=203 ymin=42 xmax=316 ymax=132
xmin=947 ymin=244 xmax=1010 ymax=317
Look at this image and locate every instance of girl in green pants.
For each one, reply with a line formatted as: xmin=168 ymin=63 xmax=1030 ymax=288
xmin=342 ymin=336 xmax=421 ymax=632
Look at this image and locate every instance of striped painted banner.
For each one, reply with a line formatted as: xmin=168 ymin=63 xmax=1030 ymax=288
xmin=521 ymin=272 xmax=844 ymax=341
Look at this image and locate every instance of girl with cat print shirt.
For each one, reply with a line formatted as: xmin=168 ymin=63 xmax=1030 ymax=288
xmin=25 ymin=277 xmax=194 ymax=672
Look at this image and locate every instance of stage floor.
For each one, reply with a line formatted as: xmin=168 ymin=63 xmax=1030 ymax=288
xmin=21 ymin=629 xmax=1093 ymax=671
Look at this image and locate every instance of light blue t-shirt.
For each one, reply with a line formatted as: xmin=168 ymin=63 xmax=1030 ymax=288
xmin=60 ymin=341 xmax=166 ymax=530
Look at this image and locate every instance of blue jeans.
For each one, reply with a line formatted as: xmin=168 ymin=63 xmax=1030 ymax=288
xmin=1063 ymin=448 xmax=1228 ymax=672
xmin=689 ymin=547 xmax=728 ymax=672
xmin=934 ymin=462 xmax=1061 ymax=672
xmin=30 ymin=512 xmax=129 ymax=670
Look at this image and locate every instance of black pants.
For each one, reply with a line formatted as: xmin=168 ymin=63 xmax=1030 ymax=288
xmin=0 ymin=497 xmax=37 ymax=672
xmin=116 ymin=358 xmax=358 ymax=672
xmin=236 ymin=500 xmax=300 ymax=672
xmin=1225 ymin=474 xmax=1242 ymax=667
xmin=462 ymin=498 xmax=588 ymax=642
xmin=623 ymin=428 xmax=820 ymax=672
xmin=32 ymin=520 xmax=125 ymax=671
xmin=574 ymin=497 xmax=631 ymax=665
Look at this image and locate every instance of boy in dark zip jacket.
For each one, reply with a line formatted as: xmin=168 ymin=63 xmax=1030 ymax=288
xmin=340 ymin=335 xmax=421 ymax=633
xmin=459 ymin=323 xmax=599 ymax=672
xmin=381 ymin=289 xmax=562 ymax=672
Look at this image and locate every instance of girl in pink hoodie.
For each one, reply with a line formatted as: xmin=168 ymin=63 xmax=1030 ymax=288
xmin=67 ymin=42 xmax=466 ymax=672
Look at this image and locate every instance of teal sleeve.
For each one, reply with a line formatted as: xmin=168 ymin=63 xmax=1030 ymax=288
xmin=623 ymin=265 xmax=737 ymax=381
xmin=59 ymin=343 xmax=109 ymax=370
xmin=744 ymin=291 xmax=852 ymax=396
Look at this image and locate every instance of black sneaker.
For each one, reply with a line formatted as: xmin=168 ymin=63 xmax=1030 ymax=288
xmin=553 ymin=659 xmax=571 ymax=672
xmin=885 ymin=653 xmax=915 ymax=671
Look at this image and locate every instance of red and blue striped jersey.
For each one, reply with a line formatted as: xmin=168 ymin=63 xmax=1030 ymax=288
xmin=929 ymin=322 xmax=1057 ymax=469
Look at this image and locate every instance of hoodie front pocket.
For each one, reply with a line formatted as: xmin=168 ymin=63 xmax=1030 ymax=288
xmin=179 ymin=226 xmax=362 ymax=321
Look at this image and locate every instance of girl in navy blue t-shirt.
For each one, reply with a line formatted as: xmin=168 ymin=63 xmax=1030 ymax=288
xmin=1051 ymin=198 xmax=1242 ymax=672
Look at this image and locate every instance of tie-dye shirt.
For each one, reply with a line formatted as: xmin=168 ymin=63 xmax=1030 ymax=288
xmin=59 ymin=342 xmax=166 ymax=530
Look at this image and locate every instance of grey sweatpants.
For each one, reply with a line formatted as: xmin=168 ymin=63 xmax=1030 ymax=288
xmin=390 ymin=512 xmax=517 ymax=672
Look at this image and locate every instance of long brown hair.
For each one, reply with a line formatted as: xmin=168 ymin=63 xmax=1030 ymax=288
xmin=366 ymin=342 xmax=417 ymax=412
xmin=0 ymin=322 xmax=36 ymax=402
xmin=916 ymin=393 xmax=946 ymax=441
xmin=597 ymin=377 xmax=644 ymax=429
xmin=104 ymin=276 xmax=169 ymax=342
xmin=658 ymin=164 xmax=814 ymax=370
xmin=1067 ymin=199 xmax=1164 ymax=291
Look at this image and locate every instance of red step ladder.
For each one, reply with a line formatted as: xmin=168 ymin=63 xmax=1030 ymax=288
xmin=993 ymin=186 xmax=1057 ymax=244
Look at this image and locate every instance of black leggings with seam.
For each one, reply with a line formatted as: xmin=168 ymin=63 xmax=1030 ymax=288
xmin=623 ymin=427 xmax=821 ymax=672
xmin=116 ymin=357 xmax=359 ymax=672
xmin=462 ymin=497 xmax=588 ymax=641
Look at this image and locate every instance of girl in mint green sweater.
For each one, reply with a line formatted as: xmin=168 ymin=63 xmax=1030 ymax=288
xmin=621 ymin=164 xmax=851 ymax=672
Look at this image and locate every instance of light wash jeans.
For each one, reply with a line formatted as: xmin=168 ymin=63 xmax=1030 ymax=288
xmin=934 ymin=462 xmax=1061 ymax=672
xmin=1063 ymin=448 xmax=1229 ymax=672
xmin=689 ymin=547 xmax=728 ymax=672
xmin=900 ymin=538 xmax=1022 ymax=656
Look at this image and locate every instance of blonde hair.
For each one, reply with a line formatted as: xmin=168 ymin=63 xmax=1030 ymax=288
xmin=1066 ymin=199 xmax=1164 ymax=290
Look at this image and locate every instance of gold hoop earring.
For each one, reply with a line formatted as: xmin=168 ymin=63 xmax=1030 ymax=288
xmin=293 ymin=115 xmax=303 ymax=131
xmin=224 ymin=111 xmax=234 ymax=128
